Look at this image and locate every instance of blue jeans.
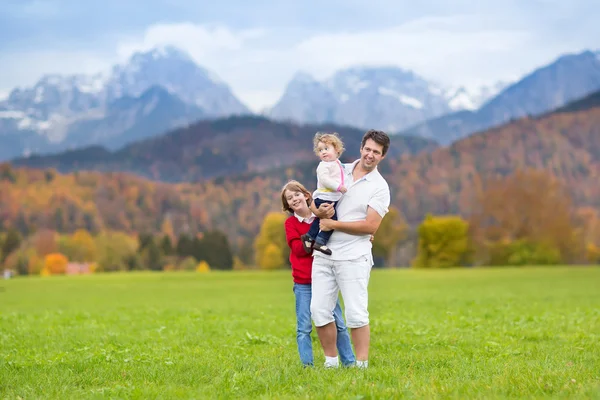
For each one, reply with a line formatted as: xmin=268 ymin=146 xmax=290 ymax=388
xmin=307 ymin=198 xmax=338 ymax=245
xmin=293 ymin=283 xmax=355 ymax=366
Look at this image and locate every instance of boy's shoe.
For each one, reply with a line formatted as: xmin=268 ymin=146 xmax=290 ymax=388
xmin=300 ymin=234 xmax=314 ymax=254
xmin=313 ymin=242 xmax=332 ymax=256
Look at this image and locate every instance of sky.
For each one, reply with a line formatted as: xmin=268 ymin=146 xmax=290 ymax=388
xmin=1 ymin=0 xmax=599 ymax=112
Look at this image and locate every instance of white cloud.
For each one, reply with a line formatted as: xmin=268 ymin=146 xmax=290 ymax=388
xmin=0 ymin=90 xmax=8 ymax=101
xmin=0 ymin=16 xmax=598 ymax=112
xmin=0 ymin=49 xmax=116 ymax=92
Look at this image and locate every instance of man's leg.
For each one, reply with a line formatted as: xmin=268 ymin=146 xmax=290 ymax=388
xmin=333 ymin=297 xmax=356 ymax=366
xmin=310 ymin=256 xmax=340 ymax=366
xmin=351 ymin=325 xmax=370 ymax=362
xmin=337 ymin=255 xmax=372 ymax=367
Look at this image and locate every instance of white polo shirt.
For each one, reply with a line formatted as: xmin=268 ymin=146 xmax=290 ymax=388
xmin=314 ymin=159 xmax=390 ymax=261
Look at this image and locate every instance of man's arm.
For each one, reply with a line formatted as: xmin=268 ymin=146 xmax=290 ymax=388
xmin=320 ymin=206 xmax=383 ymax=235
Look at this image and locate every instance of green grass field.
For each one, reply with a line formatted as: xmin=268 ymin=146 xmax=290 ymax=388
xmin=1 ymin=267 xmax=599 ymax=399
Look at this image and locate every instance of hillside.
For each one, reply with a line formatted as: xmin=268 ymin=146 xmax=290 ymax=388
xmin=11 ymin=116 xmax=438 ymax=182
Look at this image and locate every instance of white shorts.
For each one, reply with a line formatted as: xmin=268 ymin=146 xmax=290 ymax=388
xmin=310 ymin=254 xmax=373 ymax=328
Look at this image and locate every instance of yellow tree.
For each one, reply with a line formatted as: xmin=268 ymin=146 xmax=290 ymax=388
xmin=254 ymin=212 xmax=287 ymax=269
xmin=259 ymin=243 xmax=284 ymax=270
xmin=413 ymin=214 xmax=470 ymax=268
xmin=372 ymin=206 xmax=408 ymax=267
xmin=196 ymin=260 xmax=211 ymax=273
xmin=70 ymin=229 xmax=97 ymax=262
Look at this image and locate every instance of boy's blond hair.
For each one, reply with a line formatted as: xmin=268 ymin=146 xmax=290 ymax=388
xmin=313 ymin=132 xmax=345 ymax=157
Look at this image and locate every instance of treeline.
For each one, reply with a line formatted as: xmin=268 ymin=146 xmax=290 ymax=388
xmin=0 ymin=226 xmax=236 ymax=276
xmin=252 ymin=169 xmax=600 ymax=269
xmin=2 ymin=168 xmax=600 ymax=276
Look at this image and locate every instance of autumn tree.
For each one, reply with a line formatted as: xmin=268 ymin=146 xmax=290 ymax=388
xmin=141 ymin=238 xmax=163 ymax=271
xmin=95 ymin=232 xmax=138 ymax=272
xmin=33 ymin=229 xmax=58 ymax=257
xmin=176 ymin=233 xmax=194 ymax=257
xmin=254 ymin=212 xmax=287 ymax=269
xmin=160 ymin=235 xmax=174 ymax=255
xmin=259 ymin=243 xmax=285 ymax=270
xmin=413 ymin=214 xmax=470 ymax=268
xmin=372 ymin=206 xmax=408 ymax=267
xmin=44 ymin=253 xmax=68 ymax=275
xmin=70 ymin=229 xmax=97 ymax=262
xmin=1 ymin=228 xmax=21 ymax=264
xmin=469 ymin=168 xmax=577 ymax=265
xmin=200 ymin=230 xmax=233 ymax=270
xmin=179 ymin=256 xmax=198 ymax=271
xmin=161 ymin=216 xmax=176 ymax=244
xmin=574 ymin=207 xmax=600 ymax=264
xmin=196 ymin=260 xmax=211 ymax=273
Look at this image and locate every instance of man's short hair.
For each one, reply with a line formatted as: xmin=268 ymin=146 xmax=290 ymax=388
xmin=361 ymin=129 xmax=390 ymax=156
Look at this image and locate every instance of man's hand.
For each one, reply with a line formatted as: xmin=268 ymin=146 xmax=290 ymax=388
xmin=339 ymin=186 xmax=347 ymax=194
xmin=320 ymin=218 xmax=336 ymax=231
xmin=370 ymin=235 xmax=375 ymax=242
xmin=314 ymin=202 xmax=335 ymax=219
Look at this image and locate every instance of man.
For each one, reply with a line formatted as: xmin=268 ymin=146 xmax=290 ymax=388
xmin=309 ymin=129 xmax=391 ymax=369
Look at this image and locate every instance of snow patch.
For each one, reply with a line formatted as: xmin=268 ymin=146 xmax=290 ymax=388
xmin=34 ymin=86 xmax=44 ymax=103
xmin=377 ymin=87 xmax=423 ymax=109
xmin=142 ymin=96 xmax=159 ymax=116
xmin=343 ymin=75 xmax=369 ymax=93
xmin=207 ymin=70 xmax=225 ymax=85
xmin=77 ymin=74 xmax=106 ymax=93
xmin=448 ymin=91 xmax=477 ymax=111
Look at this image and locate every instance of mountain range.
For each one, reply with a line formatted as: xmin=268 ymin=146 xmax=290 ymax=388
xmin=1 ymin=46 xmax=600 ymax=161
xmin=0 ymin=46 xmax=247 ymax=160
xmin=399 ymin=50 xmax=600 ymax=144
xmin=266 ymin=68 xmax=506 ymax=133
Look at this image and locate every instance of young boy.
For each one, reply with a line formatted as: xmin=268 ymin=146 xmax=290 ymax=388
xmin=301 ymin=132 xmax=346 ymax=256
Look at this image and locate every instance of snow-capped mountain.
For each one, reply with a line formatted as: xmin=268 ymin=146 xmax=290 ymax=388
xmin=268 ymin=66 xmax=500 ymax=133
xmin=444 ymin=81 xmax=509 ymax=111
xmin=268 ymin=72 xmax=338 ymax=123
xmin=0 ymin=46 xmax=250 ymax=160
xmin=103 ymin=46 xmax=249 ymax=116
xmin=400 ymin=49 xmax=600 ymax=144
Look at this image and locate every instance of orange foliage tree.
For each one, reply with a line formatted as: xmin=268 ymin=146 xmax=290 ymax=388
xmin=469 ymin=168 xmax=580 ymax=265
xmin=44 ymin=253 xmax=68 ymax=275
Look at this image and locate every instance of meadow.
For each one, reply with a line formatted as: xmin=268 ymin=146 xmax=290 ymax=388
xmin=1 ymin=267 xmax=599 ymax=399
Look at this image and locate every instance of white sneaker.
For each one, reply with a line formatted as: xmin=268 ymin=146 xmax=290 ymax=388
xmin=324 ymin=361 xmax=339 ymax=368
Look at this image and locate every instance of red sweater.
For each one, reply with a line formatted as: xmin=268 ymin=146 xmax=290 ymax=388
xmin=284 ymin=215 xmax=313 ymax=284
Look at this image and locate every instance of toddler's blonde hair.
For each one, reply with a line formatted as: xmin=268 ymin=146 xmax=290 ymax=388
xmin=313 ymin=132 xmax=345 ymax=157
